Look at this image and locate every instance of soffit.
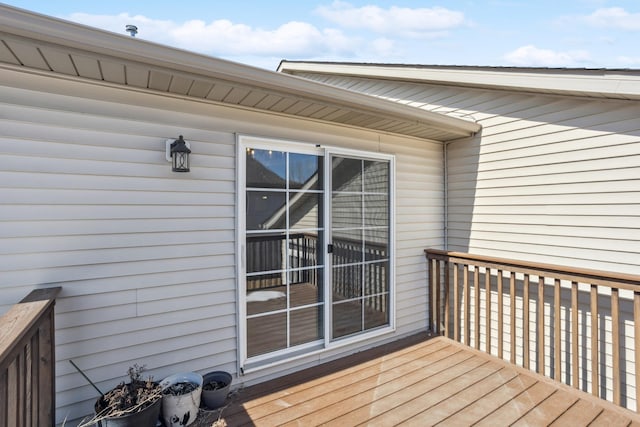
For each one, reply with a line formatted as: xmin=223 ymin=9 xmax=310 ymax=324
xmin=0 ymin=5 xmax=480 ymax=142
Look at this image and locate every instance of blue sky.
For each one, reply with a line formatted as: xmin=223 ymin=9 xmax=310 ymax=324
xmin=4 ymin=1 xmax=640 ymax=70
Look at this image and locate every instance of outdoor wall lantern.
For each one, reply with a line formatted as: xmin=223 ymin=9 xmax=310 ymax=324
xmin=166 ymin=135 xmax=191 ymax=172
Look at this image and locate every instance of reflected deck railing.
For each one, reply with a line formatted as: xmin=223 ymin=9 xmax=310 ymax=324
xmin=0 ymin=287 xmax=61 ymax=426
xmin=247 ymin=233 xmax=388 ymax=312
xmin=425 ymin=248 xmax=640 ymax=411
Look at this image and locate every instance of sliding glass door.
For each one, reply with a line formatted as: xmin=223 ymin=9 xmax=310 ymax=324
xmin=239 ymin=137 xmax=393 ymax=367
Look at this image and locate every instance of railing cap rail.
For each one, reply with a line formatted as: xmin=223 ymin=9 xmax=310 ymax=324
xmin=425 ymin=249 xmax=640 ymax=288
xmin=0 ymin=287 xmax=62 ymax=363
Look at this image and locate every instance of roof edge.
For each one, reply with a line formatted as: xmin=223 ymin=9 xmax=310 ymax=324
xmin=0 ymin=5 xmax=480 ymax=139
xmin=278 ymin=61 xmax=640 ymax=100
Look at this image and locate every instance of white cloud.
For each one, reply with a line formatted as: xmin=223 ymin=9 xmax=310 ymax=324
xmin=315 ymin=1 xmax=465 ymax=37
xmin=583 ymin=7 xmax=640 ymax=31
xmin=66 ymin=12 xmax=358 ymax=59
xmin=170 ymin=19 xmax=350 ymax=56
xmin=503 ymin=45 xmax=591 ymax=67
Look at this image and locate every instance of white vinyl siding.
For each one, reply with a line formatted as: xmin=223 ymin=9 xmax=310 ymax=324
xmin=289 ymin=71 xmax=640 ymax=410
xmin=292 ymin=73 xmax=640 ymax=275
xmin=1 ymin=69 xmax=444 ymax=424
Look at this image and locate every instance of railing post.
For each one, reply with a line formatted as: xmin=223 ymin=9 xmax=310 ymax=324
xmin=0 ymin=287 xmax=61 ymax=427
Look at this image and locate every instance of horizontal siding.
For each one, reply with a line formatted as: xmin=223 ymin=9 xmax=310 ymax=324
xmin=1 ymin=70 xmax=444 ymax=424
xmin=309 ymin=74 xmax=640 ymax=275
xmin=0 ymin=81 xmax=239 ymax=423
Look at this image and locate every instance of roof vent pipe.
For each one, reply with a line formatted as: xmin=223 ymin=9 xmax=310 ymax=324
xmin=125 ymin=24 xmax=138 ymax=37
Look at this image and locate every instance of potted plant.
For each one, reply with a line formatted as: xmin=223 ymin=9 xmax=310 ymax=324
xmin=160 ymin=372 xmax=203 ymax=427
xmin=201 ymin=371 xmax=232 ymax=409
xmin=80 ymin=364 xmax=162 ymax=427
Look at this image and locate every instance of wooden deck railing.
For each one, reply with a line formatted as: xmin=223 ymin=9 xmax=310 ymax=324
xmin=425 ymin=249 xmax=640 ymax=411
xmin=0 ymin=287 xmax=61 ymax=426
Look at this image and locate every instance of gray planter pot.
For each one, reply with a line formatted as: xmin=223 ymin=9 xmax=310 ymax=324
xmin=201 ymin=371 xmax=232 ymax=409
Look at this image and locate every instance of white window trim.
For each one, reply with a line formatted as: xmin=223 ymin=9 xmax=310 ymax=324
xmin=236 ymin=135 xmax=396 ymax=374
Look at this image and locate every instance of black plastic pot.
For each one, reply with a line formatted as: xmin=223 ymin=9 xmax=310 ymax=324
xmin=201 ymin=371 xmax=232 ymax=409
xmin=94 ymin=394 xmax=161 ymax=427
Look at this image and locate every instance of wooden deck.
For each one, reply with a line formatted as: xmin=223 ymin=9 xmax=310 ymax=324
xmin=217 ymin=334 xmax=640 ymax=426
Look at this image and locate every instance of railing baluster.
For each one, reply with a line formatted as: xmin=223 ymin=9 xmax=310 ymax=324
xmin=591 ymin=284 xmax=599 ymax=397
xmin=486 ymin=268 xmax=491 ymax=354
xmin=444 ymin=260 xmax=450 ymax=338
xmin=428 ymin=258 xmax=434 ymax=333
xmin=554 ymin=278 xmax=561 ymax=382
xmin=454 ymin=263 xmax=460 ymax=341
xmin=524 ymin=274 xmax=530 ymax=370
xmin=635 ymin=290 xmax=640 ymax=412
xmin=538 ymin=277 xmax=545 ymax=376
xmin=510 ymin=271 xmax=516 ymax=365
xmin=436 ymin=259 xmax=441 ymax=335
xmin=612 ymin=287 xmax=620 ymax=406
xmin=474 ymin=266 xmax=480 ymax=350
xmin=464 ymin=265 xmax=470 ymax=347
xmin=497 ymin=269 xmax=504 ymax=360
xmin=571 ymin=281 xmax=579 ymax=389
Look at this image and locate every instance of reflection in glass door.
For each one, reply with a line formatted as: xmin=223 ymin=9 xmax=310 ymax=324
xmin=241 ymin=138 xmax=393 ymax=364
xmin=330 ymin=156 xmax=390 ymax=340
xmin=244 ymin=147 xmax=324 ymax=358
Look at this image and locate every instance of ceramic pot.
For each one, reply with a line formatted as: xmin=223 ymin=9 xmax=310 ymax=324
xmin=160 ymin=372 xmax=203 ymax=427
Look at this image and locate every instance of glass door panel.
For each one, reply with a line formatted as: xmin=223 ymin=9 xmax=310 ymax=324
xmin=245 ymin=146 xmax=324 ymax=359
xmin=331 ymin=155 xmax=390 ymax=340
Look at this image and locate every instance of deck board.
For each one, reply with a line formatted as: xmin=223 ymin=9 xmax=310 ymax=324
xmin=549 ymin=399 xmax=604 ymax=426
xmin=512 ymin=390 xmax=579 ymax=426
xmin=300 ymin=353 xmax=488 ymax=426
xmin=219 ymin=335 xmax=640 ymax=427
xmin=401 ymin=365 xmax=519 ymax=426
